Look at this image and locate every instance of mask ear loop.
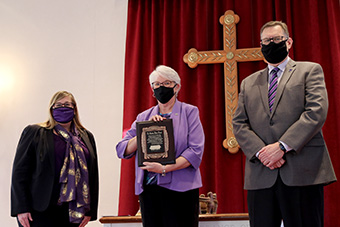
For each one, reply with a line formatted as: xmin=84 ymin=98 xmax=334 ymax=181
xmin=173 ymin=84 xmax=179 ymax=97
xmin=152 ymin=88 xmax=156 ymax=98
xmin=152 ymin=85 xmax=156 ymax=98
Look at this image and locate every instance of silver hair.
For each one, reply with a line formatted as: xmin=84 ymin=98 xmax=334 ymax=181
xmin=149 ymin=65 xmax=181 ymax=88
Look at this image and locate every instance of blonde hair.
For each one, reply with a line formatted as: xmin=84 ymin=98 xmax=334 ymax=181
xmin=39 ymin=91 xmax=85 ymax=131
xmin=149 ymin=65 xmax=181 ymax=91
xmin=260 ymin=21 xmax=290 ymax=38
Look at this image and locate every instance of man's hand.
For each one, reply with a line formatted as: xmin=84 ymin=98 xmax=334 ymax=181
xmin=258 ymin=142 xmax=285 ymax=169
xmin=268 ymin=158 xmax=286 ymax=170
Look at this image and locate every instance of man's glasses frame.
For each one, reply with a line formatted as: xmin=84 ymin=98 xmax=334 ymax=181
xmin=261 ymin=36 xmax=288 ymax=45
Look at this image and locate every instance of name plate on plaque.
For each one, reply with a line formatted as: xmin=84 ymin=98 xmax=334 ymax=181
xmin=136 ymin=119 xmax=175 ymax=167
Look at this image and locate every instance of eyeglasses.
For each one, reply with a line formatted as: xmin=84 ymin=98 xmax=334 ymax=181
xmin=53 ymin=102 xmax=74 ymax=109
xmin=261 ymin=36 xmax=288 ymax=45
xmin=152 ymin=80 xmax=176 ymax=89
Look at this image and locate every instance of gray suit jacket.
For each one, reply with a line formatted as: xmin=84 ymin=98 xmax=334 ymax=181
xmin=232 ymin=59 xmax=336 ymax=190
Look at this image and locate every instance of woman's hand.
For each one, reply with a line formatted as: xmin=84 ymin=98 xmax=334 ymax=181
xmin=17 ymin=212 xmax=33 ymax=227
xmin=149 ymin=115 xmax=166 ymax=122
xmin=141 ymin=162 xmax=163 ymax=174
xmin=141 ymin=157 xmax=191 ymax=174
xmin=79 ymin=216 xmax=91 ymax=227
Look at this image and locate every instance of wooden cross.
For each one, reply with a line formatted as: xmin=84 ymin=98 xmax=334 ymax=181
xmin=183 ymin=10 xmax=264 ymax=153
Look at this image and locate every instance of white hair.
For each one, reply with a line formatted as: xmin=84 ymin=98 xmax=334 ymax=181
xmin=149 ymin=65 xmax=181 ymax=88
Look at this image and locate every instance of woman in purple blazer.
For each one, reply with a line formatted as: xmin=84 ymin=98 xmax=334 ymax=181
xmin=116 ymin=65 xmax=205 ymax=227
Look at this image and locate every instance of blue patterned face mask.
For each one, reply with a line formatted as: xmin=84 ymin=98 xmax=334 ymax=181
xmin=52 ymin=107 xmax=75 ymax=123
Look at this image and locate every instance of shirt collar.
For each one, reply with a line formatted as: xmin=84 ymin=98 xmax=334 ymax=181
xmin=268 ymin=56 xmax=290 ymax=73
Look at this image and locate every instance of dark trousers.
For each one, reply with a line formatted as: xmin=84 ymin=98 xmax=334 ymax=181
xmin=17 ymin=203 xmax=80 ymax=227
xmin=139 ymin=185 xmax=199 ymax=227
xmin=247 ymin=175 xmax=324 ymax=227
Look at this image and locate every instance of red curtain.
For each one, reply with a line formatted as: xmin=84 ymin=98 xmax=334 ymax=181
xmin=118 ymin=0 xmax=340 ymax=225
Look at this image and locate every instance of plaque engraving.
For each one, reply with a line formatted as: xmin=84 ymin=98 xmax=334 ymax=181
xmin=137 ymin=119 xmax=175 ymax=167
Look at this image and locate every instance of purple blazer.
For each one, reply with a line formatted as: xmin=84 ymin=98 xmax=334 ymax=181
xmin=116 ymin=99 xmax=205 ymax=195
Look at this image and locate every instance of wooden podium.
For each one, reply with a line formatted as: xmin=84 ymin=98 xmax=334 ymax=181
xmin=100 ymin=213 xmax=249 ymax=227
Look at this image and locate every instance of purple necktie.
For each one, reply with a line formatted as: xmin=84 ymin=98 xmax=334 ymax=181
xmin=268 ymin=67 xmax=279 ymax=112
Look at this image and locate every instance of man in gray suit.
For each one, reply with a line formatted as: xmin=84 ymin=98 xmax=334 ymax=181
xmin=232 ymin=21 xmax=336 ymax=227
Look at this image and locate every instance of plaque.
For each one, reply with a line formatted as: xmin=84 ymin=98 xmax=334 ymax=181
xmin=136 ymin=119 xmax=175 ymax=167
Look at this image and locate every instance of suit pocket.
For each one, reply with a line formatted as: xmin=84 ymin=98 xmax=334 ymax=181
xmin=304 ymin=134 xmax=325 ymax=147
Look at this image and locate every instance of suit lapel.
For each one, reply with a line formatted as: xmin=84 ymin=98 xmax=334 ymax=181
xmin=257 ymin=68 xmax=271 ymax=116
xmin=170 ymin=100 xmax=181 ymax=151
xmin=45 ymin=128 xmax=56 ymax=172
xmin=151 ymin=105 xmax=160 ymax=116
xmin=270 ymin=60 xmax=297 ymax=115
xmin=256 ymin=59 xmax=297 ymax=118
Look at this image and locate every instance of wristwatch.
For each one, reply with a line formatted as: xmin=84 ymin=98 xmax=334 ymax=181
xmin=279 ymin=142 xmax=287 ymax=153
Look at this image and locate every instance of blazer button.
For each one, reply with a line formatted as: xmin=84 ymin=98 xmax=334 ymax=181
xmin=270 ymin=120 xmax=274 ymax=126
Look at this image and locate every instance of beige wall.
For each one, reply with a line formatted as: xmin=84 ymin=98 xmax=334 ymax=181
xmin=0 ymin=1 xmax=128 ymax=226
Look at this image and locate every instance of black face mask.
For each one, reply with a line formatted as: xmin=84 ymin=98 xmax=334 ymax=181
xmin=153 ymin=84 xmax=177 ymax=104
xmin=261 ymin=40 xmax=289 ymax=64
